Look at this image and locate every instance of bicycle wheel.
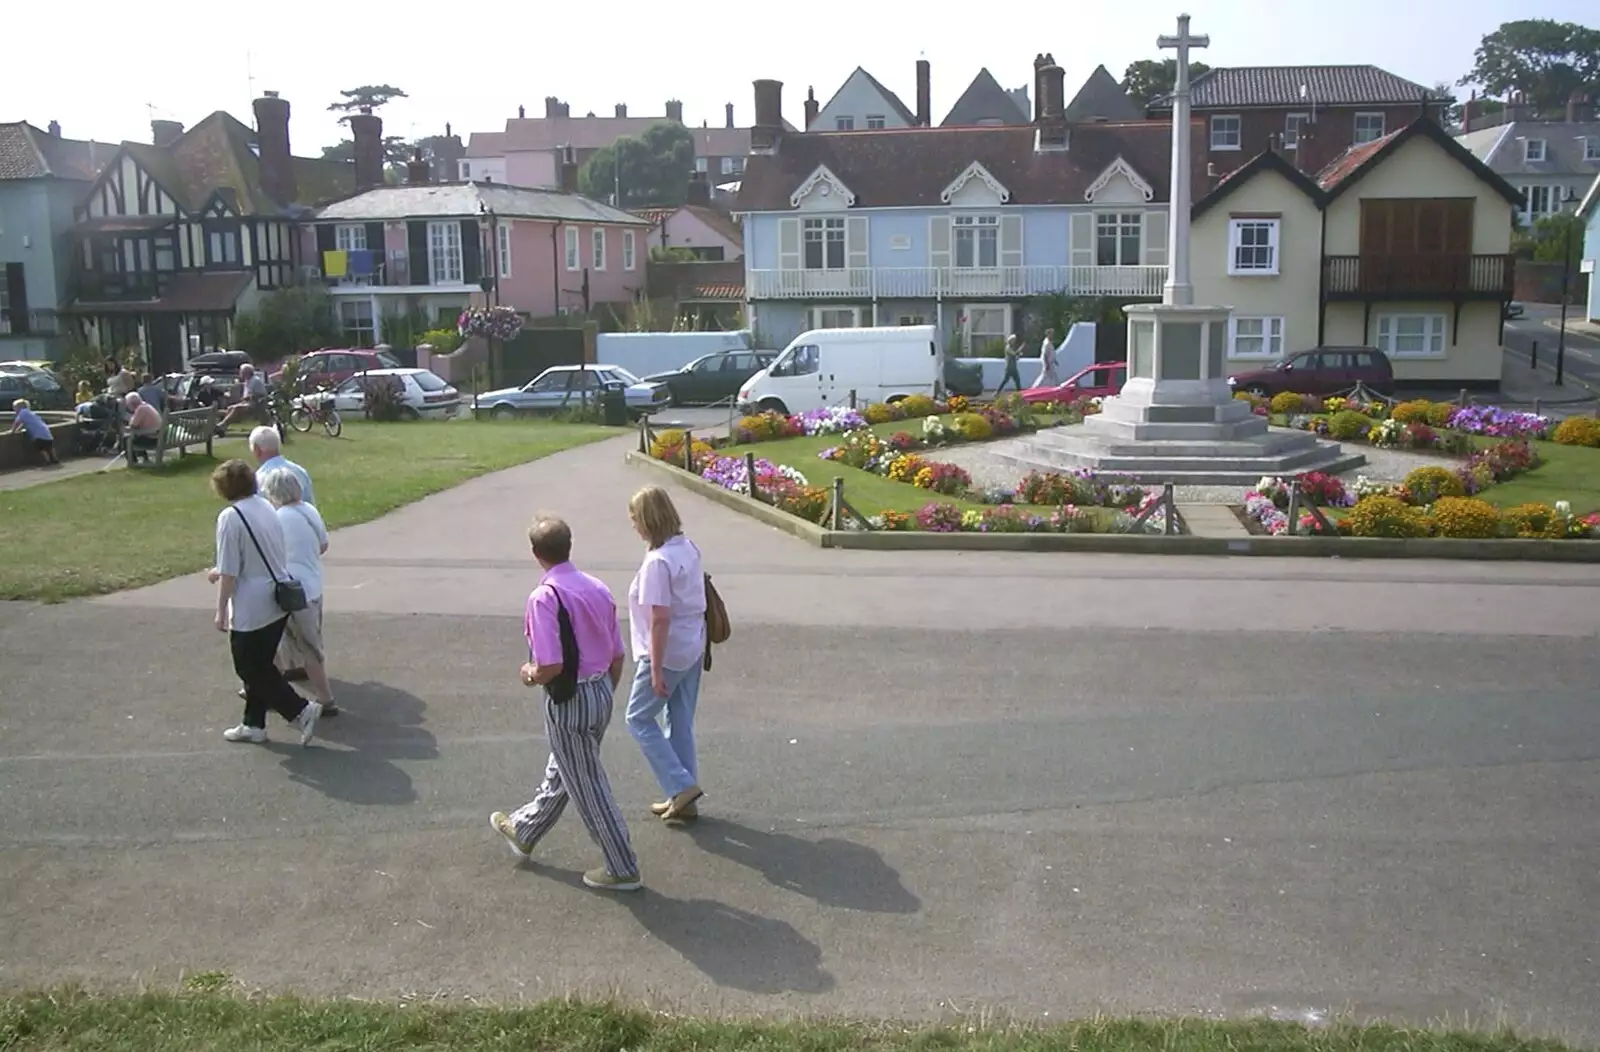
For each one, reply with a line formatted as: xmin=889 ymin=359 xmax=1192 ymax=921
xmin=290 ymin=407 xmax=313 ymax=432
xmin=322 ymin=410 xmax=342 ymax=438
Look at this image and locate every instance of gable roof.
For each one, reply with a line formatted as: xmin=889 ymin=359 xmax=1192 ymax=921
xmin=0 ymin=122 xmax=111 ymax=181
xmin=816 ymin=67 xmax=917 ymax=127
xmin=1454 ymin=119 xmax=1600 ymax=176
xmin=314 ymin=181 xmax=651 ymax=225
xmin=736 ymin=121 xmax=1202 ymax=211
xmin=1316 ymin=116 xmax=1524 ymax=206
xmin=941 ymin=69 xmax=1030 ymax=127
xmin=1065 ymin=66 xmax=1142 ymax=123
xmin=1151 ymin=65 xmax=1440 ymax=110
xmin=632 ymin=204 xmax=742 ymax=243
xmin=1577 ymin=170 xmax=1600 ymax=219
xmin=1191 ymin=148 xmax=1326 ymax=218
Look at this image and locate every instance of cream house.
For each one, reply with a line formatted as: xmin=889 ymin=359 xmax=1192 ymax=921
xmin=1191 ymin=118 xmax=1521 ymax=388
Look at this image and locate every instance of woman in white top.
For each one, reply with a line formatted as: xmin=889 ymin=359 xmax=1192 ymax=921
xmin=259 ymin=468 xmax=337 ymax=716
xmin=624 ymin=485 xmax=708 ymax=822
xmin=205 ymin=459 xmax=321 ymax=745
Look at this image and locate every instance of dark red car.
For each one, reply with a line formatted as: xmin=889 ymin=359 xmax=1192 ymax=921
xmin=1018 ymin=361 xmax=1127 ymax=404
xmin=270 ymin=348 xmax=402 ymax=390
xmin=1228 ymin=347 xmax=1395 ymax=398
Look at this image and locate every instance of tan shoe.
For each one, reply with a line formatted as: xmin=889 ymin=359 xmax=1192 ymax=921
xmin=649 ymin=799 xmax=672 ymax=816
xmin=661 ymin=786 xmax=703 ymax=821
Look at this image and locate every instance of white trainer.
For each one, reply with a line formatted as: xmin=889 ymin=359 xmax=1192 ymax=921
xmin=223 ymin=724 xmax=267 ymax=743
xmin=294 ymin=701 xmax=322 ymax=746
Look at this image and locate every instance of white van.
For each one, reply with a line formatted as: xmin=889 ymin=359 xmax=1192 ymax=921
xmin=736 ymin=326 xmax=938 ymax=415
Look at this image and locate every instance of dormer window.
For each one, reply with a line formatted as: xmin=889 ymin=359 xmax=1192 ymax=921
xmin=1586 ymin=137 xmax=1600 ymax=162
xmin=1525 ymin=139 xmax=1547 ymax=162
xmin=835 ymin=116 xmax=854 ymax=131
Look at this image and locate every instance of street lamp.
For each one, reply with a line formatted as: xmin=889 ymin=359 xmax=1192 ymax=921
xmin=476 ymin=202 xmax=499 ymax=306
xmin=1557 ymin=186 xmax=1579 ymax=385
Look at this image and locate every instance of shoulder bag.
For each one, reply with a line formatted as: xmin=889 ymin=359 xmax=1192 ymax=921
xmin=232 ymin=506 xmax=308 ymax=613
xmin=702 ymin=572 xmax=730 ymax=671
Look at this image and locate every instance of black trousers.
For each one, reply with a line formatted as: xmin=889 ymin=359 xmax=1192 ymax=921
xmin=230 ymin=617 xmax=307 ymax=729
xmin=998 ymin=361 xmax=1023 ymax=393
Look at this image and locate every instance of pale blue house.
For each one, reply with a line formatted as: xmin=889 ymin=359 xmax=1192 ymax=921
xmin=734 ymin=63 xmax=1197 ymax=358
xmin=1581 ymin=171 xmax=1600 ymax=324
xmin=0 ymin=122 xmax=105 ymax=359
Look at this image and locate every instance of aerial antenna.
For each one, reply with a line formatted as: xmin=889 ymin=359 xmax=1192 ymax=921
xmin=246 ymin=50 xmax=256 ymax=105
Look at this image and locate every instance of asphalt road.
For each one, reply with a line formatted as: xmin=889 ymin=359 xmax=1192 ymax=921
xmin=3 ymin=436 xmax=1599 ymax=1039
xmin=1503 ymin=304 xmax=1600 ymax=394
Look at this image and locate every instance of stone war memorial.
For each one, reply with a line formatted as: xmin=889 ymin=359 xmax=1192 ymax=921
xmin=1008 ymin=15 xmax=1362 ymax=485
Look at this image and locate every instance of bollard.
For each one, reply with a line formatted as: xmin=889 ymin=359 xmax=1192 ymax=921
xmin=1162 ymin=482 xmax=1177 ymax=536
xmin=1531 ymin=339 xmax=1539 ymax=368
xmin=849 ymin=389 xmax=857 ymax=410
xmin=638 ymin=415 xmax=649 ymax=454
xmin=683 ymin=429 xmax=693 ymax=471
xmin=744 ymin=451 xmax=758 ymax=499
xmin=1458 ymin=388 xmax=1468 ymax=407
xmin=1535 ymin=398 xmax=1542 ymax=417
xmin=1286 ymin=481 xmax=1301 ymax=537
xmin=831 ymin=477 xmax=845 ymax=530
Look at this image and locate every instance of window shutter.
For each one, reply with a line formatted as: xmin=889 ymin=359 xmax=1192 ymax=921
xmin=1069 ymin=212 xmax=1094 ymax=268
xmin=778 ymin=217 xmax=801 ymax=270
xmin=999 ymin=214 xmax=1023 ymax=269
xmin=928 ymin=215 xmax=951 ymax=268
xmin=460 ymin=219 xmax=482 ymax=284
xmin=407 ymin=221 xmax=430 ymax=285
xmin=846 ymin=215 xmax=869 ymax=270
xmin=1143 ymin=210 xmax=1168 ymax=266
xmin=316 ymin=224 xmax=336 ymax=256
xmin=365 ymin=222 xmax=385 ymax=254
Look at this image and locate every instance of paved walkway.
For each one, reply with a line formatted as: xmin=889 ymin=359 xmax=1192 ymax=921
xmin=0 ymin=451 xmax=125 ymax=492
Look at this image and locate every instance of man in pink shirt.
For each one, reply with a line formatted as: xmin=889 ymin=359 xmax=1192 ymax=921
xmin=489 ymin=516 xmax=640 ymax=891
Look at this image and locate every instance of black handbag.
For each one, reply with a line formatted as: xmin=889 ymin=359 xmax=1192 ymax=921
xmin=232 ymin=505 xmax=308 ymax=613
xmin=542 ymin=588 xmax=583 ymax=704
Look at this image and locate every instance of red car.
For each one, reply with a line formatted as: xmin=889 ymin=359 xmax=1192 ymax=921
xmin=1018 ymin=361 xmax=1127 ymax=404
xmin=270 ymin=348 xmax=403 ymax=390
xmin=1227 ymin=347 xmax=1395 ymax=398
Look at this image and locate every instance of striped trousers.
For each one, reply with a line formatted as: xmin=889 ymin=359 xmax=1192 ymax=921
xmin=509 ymin=675 xmax=637 ymax=878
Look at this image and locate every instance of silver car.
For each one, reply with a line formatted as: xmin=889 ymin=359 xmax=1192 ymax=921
xmin=476 ymin=365 xmax=671 ymax=419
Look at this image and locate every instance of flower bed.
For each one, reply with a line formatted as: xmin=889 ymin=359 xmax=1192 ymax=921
xmin=866 ymin=490 xmax=1174 ymax=535
xmin=698 ymin=453 xmax=829 ymax=524
xmin=730 ymin=393 xmax=1092 ymax=448
xmin=1266 ymin=394 xmax=1552 ymax=452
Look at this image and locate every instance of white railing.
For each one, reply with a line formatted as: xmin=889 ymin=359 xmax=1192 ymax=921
xmin=0 ymin=309 xmax=61 ymax=335
xmin=746 ymin=265 xmax=1166 ymax=300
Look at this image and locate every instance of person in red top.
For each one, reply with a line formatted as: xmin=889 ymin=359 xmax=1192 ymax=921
xmin=488 ymin=515 xmax=640 ymax=891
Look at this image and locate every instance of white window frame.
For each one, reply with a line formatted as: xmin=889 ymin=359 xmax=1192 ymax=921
xmin=1524 ymin=138 xmax=1547 ymax=162
xmin=1353 ymin=112 xmax=1386 ymax=144
xmin=810 ymin=306 xmax=860 ymax=328
xmin=963 ymin=303 xmax=1012 ymax=355
xmin=1375 ymin=313 xmax=1447 ymax=359
xmin=427 ymin=220 xmax=463 ymax=285
xmin=1229 ymin=316 xmax=1285 ymax=359
xmin=1586 ymin=137 xmax=1600 ymax=162
xmin=897 ymin=313 xmax=926 ymax=325
xmin=1095 ymin=212 xmax=1142 ymax=266
xmin=953 ymin=214 xmax=999 ymax=269
xmin=835 ymin=116 xmax=854 ymax=131
xmin=623 ymin=229 xmax=636 ymax=271
xmin=496 ymin=223 xmax=512 ymax=278
xmin=458 ymin=160 xmax=471 ymax=180
xmin=694 ymin=157 xmax=707 ymax=173
xmin=1283 ymin=113 xmax=1310 ymax=150
xmin=1227 ymin=218 xmax=1280 ymax=275
xmin=1521 ymin=184 xmax=1554 ymax=223
xmin=338 ymin=299 xmax=375 ymax=348
xmin=1210 ymin=114 xmax=1241 ymax=150
xmin=564 ymin=226 xmax=579 ymax=270
xmin=591 ymin=227 xmax=606 ymax=271
xmin=334 ymin=224 xmax=366 ymax=252
xmin=866 ymin=115 xmax=886 ymax=130
xmin=801 ymin=216 xmax=845 ymax=271
xmin=720 ymin=156 xmax=735 ymax=175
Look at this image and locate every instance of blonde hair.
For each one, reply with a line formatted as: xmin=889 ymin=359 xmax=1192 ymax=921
xmin=629 ymin=485 xmax=683 ymax=549
xmin=12 ymin=399 xmax=28 ymax=412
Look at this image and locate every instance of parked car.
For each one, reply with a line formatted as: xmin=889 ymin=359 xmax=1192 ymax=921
xmin=1227 ymin=347 xmax=1395 ymax=398
xmin=0 ymin=359 xmax=57 ymax=376
xmin=1503 ymin=301 xmax=1525 ymax=320
xmin=642 ymin=350 xmax=777 ymax=406
xmin=270 ymin=348 xmax=402 ymax=389
xmin=1019 ymin=361 xmax=1127 ymax=405
xmin=0 ymin=368 xmax=70 ymax=410
xmin=187 ymin=351 xmax=253 ymax=377
xmin=325 ymin=368 xmax=460 ymax=420
xmin=476 ymin=365 xmax=671 ymax=419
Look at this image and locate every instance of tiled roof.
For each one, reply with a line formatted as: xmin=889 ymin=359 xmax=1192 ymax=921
xmin=1313 ymin=117 xmax=1523 ymax=206
xmin=688 ymin=283 xmax=743 ymax=301
xmin=1191 ymin=149 xmax=1326 ymax=219
xmin=631 ymin=207 xmax=676 ymax=225
xmin=941 ymin=69 xmax=1031 ymax=127
xmin=0 ymin=122 xmax=109 ymax=181
xmin=497 ymin=115 xmax=754 ymax=158
xmin=818 ymin=67 xmax=918 ymax=127
xmin=1315 ymin=131 xmax=1399 ymax=190
xmin=315 ymin=181 xmax=651 ymax=224
xmin=1064 ymin=66 xmax=1142 ymax=123
xmin=682 ymin=204 xmax=742 ymax=245
xmin=1151 ymin=65 xmax=1439 ymax=110
xmin=736 ymin=121 xmax=1201 ymax=210
xmin=69 ymin=272 xmax=253 ymax=314
xmin=1456 ymin=120 xmax=1600 ymax=176
xmin=464 ymin=131 xmax=506 ymax=159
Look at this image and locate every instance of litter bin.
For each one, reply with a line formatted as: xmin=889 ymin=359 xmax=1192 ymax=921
xmin=601 ymin=382 xmax=629 ymax=427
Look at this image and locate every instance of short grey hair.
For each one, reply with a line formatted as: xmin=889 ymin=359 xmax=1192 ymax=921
xmin=248 ymin=425 xmax=281 ymax=455
xmin=258 ymin=467 xmax=302 ymax=506
xmin=124 ymin=392 xmax=143 ymax=409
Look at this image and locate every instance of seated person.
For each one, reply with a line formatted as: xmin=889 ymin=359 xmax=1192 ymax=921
xmin=75 ymin=380 xmax=95 ymax=408
xmin=192 ymin=375 xmax=226 ymax=410
xmin=124 ymin=392 xmax=162 ymax=463
xmin=106 ymin=365 xmax=137 ymax=399
xmin=9 ymin=399 xmax=59 ymax=466
xmin=217 ymin=364 xmax=271 ymax=432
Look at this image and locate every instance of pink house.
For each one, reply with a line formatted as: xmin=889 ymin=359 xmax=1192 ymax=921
xmin=634 ymin=177 xmax=744 ymax=261
xmin=309 ymin=164 xmax=650 ymax=346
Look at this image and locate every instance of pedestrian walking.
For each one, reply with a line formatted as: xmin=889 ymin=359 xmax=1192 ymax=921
xmin=996 ymin=335 xmax=1024 ymax=394
xmin=489 ymin=516 xmax=640 ymax=892
xmin=1033 ymin=328 xmax=1060 ymax=388
xmin=623 ymin=486 xmax=707 ymax=823
xmin=259 ymin=468 xmax=338 ymax=716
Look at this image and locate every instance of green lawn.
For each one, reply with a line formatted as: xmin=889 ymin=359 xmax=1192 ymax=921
xmin=1479 ymin=441 xmax=1600 ymax=513
xmin=0 ymin=419 xmax=617 ymax=602
xmin=0 ymin=990 xmax=1579 ymax=1052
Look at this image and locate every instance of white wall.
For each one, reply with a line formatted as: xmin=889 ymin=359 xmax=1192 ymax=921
xmin=813 ymin=71 xmax=912 ymax=131
xmin=594 ymin=330 xmax=752 ymax=379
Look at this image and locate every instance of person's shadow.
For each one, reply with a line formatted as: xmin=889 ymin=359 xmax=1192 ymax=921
xmin=683 ymin=818 xmax=920 ymax=914
xmin=523 ymin=863 xmax=835 ymax=995
xmin=267 ymin=679 xmax=438 ymax=805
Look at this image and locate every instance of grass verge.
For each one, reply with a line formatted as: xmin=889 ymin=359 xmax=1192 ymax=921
xmin=0 ymin=420 xmax=617 ymax=602
xmin=0 ymin=991 xmax=1582 ymax=1052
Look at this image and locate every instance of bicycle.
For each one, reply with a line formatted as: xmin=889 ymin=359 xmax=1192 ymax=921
xmin=289 ymin=385 xmax=343 ymax=438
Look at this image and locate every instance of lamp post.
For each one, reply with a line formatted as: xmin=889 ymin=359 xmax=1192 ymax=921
xmin=476 ymin=202 xmax=499 ymax=307
xmin=1556 ymin=187 xmax=1579 ymax=386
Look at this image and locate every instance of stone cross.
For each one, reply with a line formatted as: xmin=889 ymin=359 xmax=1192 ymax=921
xmin=1158 ymin=13 xmax=1209 ymax=308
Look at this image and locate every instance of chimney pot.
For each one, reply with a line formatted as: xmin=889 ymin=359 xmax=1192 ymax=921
xmin=615 ymin=103 xmax=627 ymax=118
xmin=518 ymin=105 xmax=525 ymax=119
xmin=1035 ymin=59 xmax=1067 ymax=150
xmin=725 ymin=102 xmax=735 ymax=128
xmin=666 ymin=99 xmax=683 ymax=123
xmin=916 ymin=58 xmax=932 ymax=127
xmin=47 ymin=120 xmax=60 ymax=137
xmin=545 ymin=97 xmax=559 ymax=118
xmin=804 ymin=87 xmax=819 ymax=129
xmin=406 ymin=148 xmax=431 ymax=185
xmin=560 ymin=102 xmax=571 ymax=117
xmin=151 ymin=119 xmax=184 ymax=147
xmin=752 ymin=79 xmax=784 ymax=152
xmin=252 ymin=93 xmax=296 ymax=204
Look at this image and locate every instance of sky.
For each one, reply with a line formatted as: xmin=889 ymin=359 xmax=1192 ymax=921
xmin=3 ymin=0 xmax=1594 ymax=155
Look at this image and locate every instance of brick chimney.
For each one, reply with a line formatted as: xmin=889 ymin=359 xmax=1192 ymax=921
xmin=406 ymin=148 xmax=430 ymax=185
xmin=253 ymin=91 xmax=297 ymax=205
xmin=1033 ymin=54 xmax=1050 ymax=122
xmin=1462 ymin=91 xmax=1476 ymax=131
xmin=151 ymin=119 xmax=184 ymax=147
xmin=1035 ymin=56 xmax=1067 ymax=150
xmin=687 ymin=170 xmax=712 ymax=206
xmin=725 ymin=102 xmax=734 ymax=129
xmin=804 ymin=87 xmax=819 ymax=129
xmin=615 ymin=103 xmax=628 ymax=118
xmin=916 ymin=59 xmax=931 ymax=126
xmin=557 ymin=144 xmax=578 ymax=192
xmin=518 ymin=104 xmax=525 ymax=119
xmin=559 ymin=101 xmax=571 ymax=117
xmin=751 ymin=79 xmax=783 ymax=153
xmin=350 ymin=105 xmax=384 ymax=190
xmin=47 ymin=120 xmax=60 ymax=136
xmin=666 ymin=99 xmax=683 ymax=123
xmin=1568 ymin=91 xmax=1584 ymax=123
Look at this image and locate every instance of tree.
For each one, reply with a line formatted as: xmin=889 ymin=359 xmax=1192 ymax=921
xmin=1121 ymin=58 xmax=1211 ymax=109
xmin=1460 ymin=20 xmax=1600 ymax=112
xmin=232 ymin=287 xmax=340 ymax=361
xmin=578 ymin=121 xmax=695 ymax=208
xmin=1517 ymin=212 xmax=1584 ymax=270
xmin=328 ymin=84 xmax=409 ymax=122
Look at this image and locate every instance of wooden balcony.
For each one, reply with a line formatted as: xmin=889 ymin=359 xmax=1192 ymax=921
xmin=747 ymin=264 xmax=1167 ymax=301
xmin=1322 ymin=254 xmax=1514 ymax=301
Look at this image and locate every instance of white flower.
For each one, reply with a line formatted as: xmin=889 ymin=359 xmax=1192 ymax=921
xmin=1555 ymin=500 xmax=1572 ymax=517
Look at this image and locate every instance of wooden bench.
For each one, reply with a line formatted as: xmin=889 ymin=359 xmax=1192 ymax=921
xmin=127 ymin=406 xmax=217 ymax=468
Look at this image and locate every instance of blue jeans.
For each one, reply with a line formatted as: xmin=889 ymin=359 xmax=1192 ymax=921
xmin=625 ymin=658 xmax=702 ymax=797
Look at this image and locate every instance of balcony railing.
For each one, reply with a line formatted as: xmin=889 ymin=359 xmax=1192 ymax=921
xmin=747 ymin=264 xmax=1167 ymax=301
xmin=1322 ymin=254 xmax=1514 ymax=300
xmin=323 ymin=249 xmax=474 ymax=290
xmin=0 ymin=309 xmax=61 ymax=336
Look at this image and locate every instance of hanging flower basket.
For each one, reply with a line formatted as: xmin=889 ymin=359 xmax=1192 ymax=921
xmin=458 ymin=305 xmax=524 ymax=341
